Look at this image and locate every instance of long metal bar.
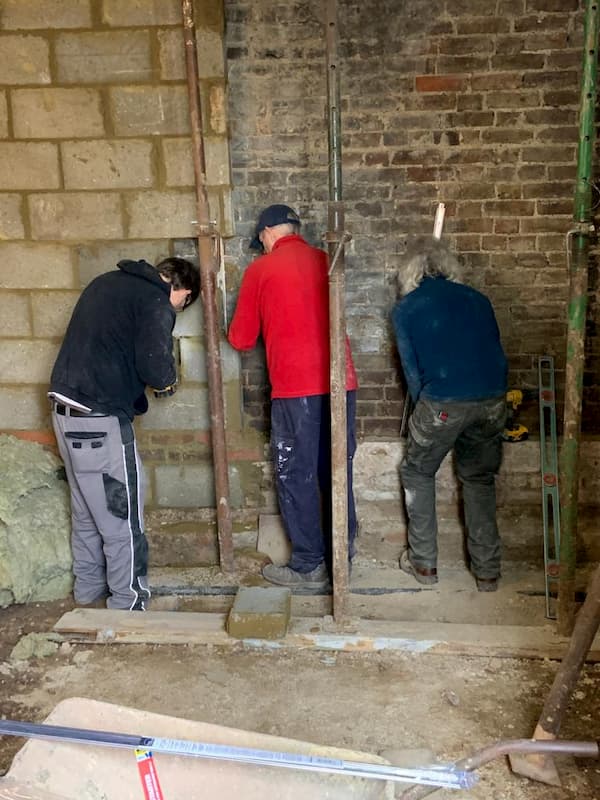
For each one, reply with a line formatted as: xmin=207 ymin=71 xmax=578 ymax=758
xmin=557 ymin=0 xmax=599 ymax=634
xmin=538 ymin=356 xmax=561 ymax=619
xmin=182 ymin=0 xmax=234 ymax=572
xmin=0 ymin=719 xmax=476 ymax=789
xmin=325 ymin=0 xmax=349 ymax=623
xmin=399 ymin=738 xmax=599 ymax=799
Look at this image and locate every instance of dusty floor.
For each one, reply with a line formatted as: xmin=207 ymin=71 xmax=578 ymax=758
xmin=0 ymin=594 xmax=599 ymax=799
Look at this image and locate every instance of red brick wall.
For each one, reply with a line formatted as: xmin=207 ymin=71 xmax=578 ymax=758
xmin=225 ymin=0 xmax=595 ymax=437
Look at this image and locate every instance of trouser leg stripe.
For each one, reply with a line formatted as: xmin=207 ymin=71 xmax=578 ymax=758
xmin=119 ymin=419 xmax=149 ymax=610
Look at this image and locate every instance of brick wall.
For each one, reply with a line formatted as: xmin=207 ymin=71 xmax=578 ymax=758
xmin=225 ymin=0 xmax=595 ymax=439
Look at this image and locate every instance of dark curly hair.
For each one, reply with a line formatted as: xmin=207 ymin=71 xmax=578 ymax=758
xmin=156 ymin=257 xmax=201 ymax=309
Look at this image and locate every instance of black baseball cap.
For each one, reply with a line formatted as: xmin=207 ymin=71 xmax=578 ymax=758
xmin=249 ymin=204 xmax=301 ymax=250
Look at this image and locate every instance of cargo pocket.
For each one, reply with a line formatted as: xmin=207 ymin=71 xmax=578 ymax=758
xmin=408 ymin=400 xmax=438 ymax=448
xmin=65 ymin=431 xmax=109 ymax=473
xmin=102 ymin=474 xmax=129 ymax=520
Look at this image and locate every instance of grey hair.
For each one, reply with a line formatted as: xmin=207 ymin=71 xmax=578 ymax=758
xmin=273 ymin=222 xmax=300 ymax=238
xmin=396 ymin=236 xmax=463 ymax=297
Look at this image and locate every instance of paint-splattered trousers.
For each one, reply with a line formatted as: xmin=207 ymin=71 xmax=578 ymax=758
xmin=270 ymin=391 xmax=357 ymax=573
xmin=51 ymin=404 xmax=150 ymax=610
xmin=400 ymin=396 xmax=506 ymax=580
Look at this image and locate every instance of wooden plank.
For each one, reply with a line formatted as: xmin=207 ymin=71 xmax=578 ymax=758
xmin=53 ymin=609 xmax=600 ymax=661
xmin=289 ymin=619 xmax=600 ymax=661
xmin=54 ymin=609 xmax=230 ymax=645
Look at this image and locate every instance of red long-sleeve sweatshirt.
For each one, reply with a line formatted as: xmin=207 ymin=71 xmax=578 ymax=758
xmin=228 ymin=234 xmax=358 ymax=399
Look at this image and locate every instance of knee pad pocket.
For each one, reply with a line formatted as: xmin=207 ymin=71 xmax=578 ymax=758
xmin=102 ymin=474 xmax=129 ymax=519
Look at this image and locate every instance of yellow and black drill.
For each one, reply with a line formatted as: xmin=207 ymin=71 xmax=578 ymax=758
xmin=503 ymin=389 xmax=535 ymax=442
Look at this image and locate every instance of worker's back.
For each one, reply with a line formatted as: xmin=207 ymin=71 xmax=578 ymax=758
xmin=50 ymin=260 xmax=176 ymax=417
xmin=228 ymin=234 xmax=357 ymax=399
xmin=392 ymin=275 xmax=507 ymax=402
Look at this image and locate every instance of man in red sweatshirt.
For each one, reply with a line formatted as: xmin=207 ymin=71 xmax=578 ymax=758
xmin=228 ymin=204 xmax=358 ymax=589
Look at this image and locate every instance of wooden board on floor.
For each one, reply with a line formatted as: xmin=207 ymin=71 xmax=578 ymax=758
xmin=54 ymin=609 xmax=230 ymax=645
xmin=53 ymin=608 xmax=600 ymax=662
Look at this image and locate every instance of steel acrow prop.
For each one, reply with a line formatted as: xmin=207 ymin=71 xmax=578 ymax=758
xmin=557 ymin=0 xmax=599 ymax=634
xmin=325 ymin=0 xmax=352 ymax=623
xmin=508 ymin=2 xmax=600 ymax=787
xmin=509 ymin=560 xmax=600 ymax=786
xmin=182 ymin=0 xmax=234 ymax=572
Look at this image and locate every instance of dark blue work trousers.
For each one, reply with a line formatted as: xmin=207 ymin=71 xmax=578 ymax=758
xmin=271 ymin=391 xmax=357 ymax=573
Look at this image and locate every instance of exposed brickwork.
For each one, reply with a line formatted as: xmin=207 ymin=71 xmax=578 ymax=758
xmin=415 ymin=75 xmax=468 ymax=92
xmin=225 ymin=0 xmax=598 ymax=436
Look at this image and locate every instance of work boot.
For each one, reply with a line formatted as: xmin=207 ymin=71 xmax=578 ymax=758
xmin=262 ymin=562 xmax=329 ymax=589
xmin=475 ymin=576 xmax=499 ymax=592
xmin=399 ymin=549 xmax=438 ymax=586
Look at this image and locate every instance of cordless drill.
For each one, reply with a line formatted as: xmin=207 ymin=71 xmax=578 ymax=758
xmin=503 ymin=389 xmax=535 ymax=442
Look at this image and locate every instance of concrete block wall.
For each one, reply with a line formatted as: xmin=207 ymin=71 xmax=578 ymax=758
xmin=0 ymin=0 xmax=242 ymax=506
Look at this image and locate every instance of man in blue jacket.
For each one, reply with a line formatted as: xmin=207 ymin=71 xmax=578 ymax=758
xmin=391 ymin=237 xmax=507 ymax=592
xmin=49 ymin=257 xmax=199 ymax=610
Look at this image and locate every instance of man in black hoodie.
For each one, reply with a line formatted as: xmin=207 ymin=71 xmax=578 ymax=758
xmin=49 ymin=257 xmax=200 ymax=610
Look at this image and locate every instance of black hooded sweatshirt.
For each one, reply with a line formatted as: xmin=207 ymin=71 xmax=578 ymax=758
xmin=50 ymin=260 xmax=177 ymax=420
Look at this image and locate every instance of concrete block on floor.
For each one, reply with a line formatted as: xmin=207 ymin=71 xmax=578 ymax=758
xmin=257 ymin=514 xmax=291 ymax=566
xmin=227 ymin=586 xmax=291 ymax=640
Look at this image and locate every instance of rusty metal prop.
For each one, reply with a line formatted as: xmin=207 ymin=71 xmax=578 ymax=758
xmin=509 ymin=562 xmax=600 ymax=785
xmin=557 ymin=0 xmax=599 ymax=634
xmin=399 ymin=738 xmax=599 ymax=799
xmin=325 ymin=0 xmax=351 ymax=624
xmin=506 ymin=2 xmax=600 ymax=785
xmin=181 ymin=0 xmax=234 ymax=572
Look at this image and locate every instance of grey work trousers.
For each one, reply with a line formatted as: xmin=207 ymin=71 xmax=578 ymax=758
xmin=52 ymin=407 xmax=150 ymax=610
xmin=400 ymin=396 xmax=506 ymax=579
